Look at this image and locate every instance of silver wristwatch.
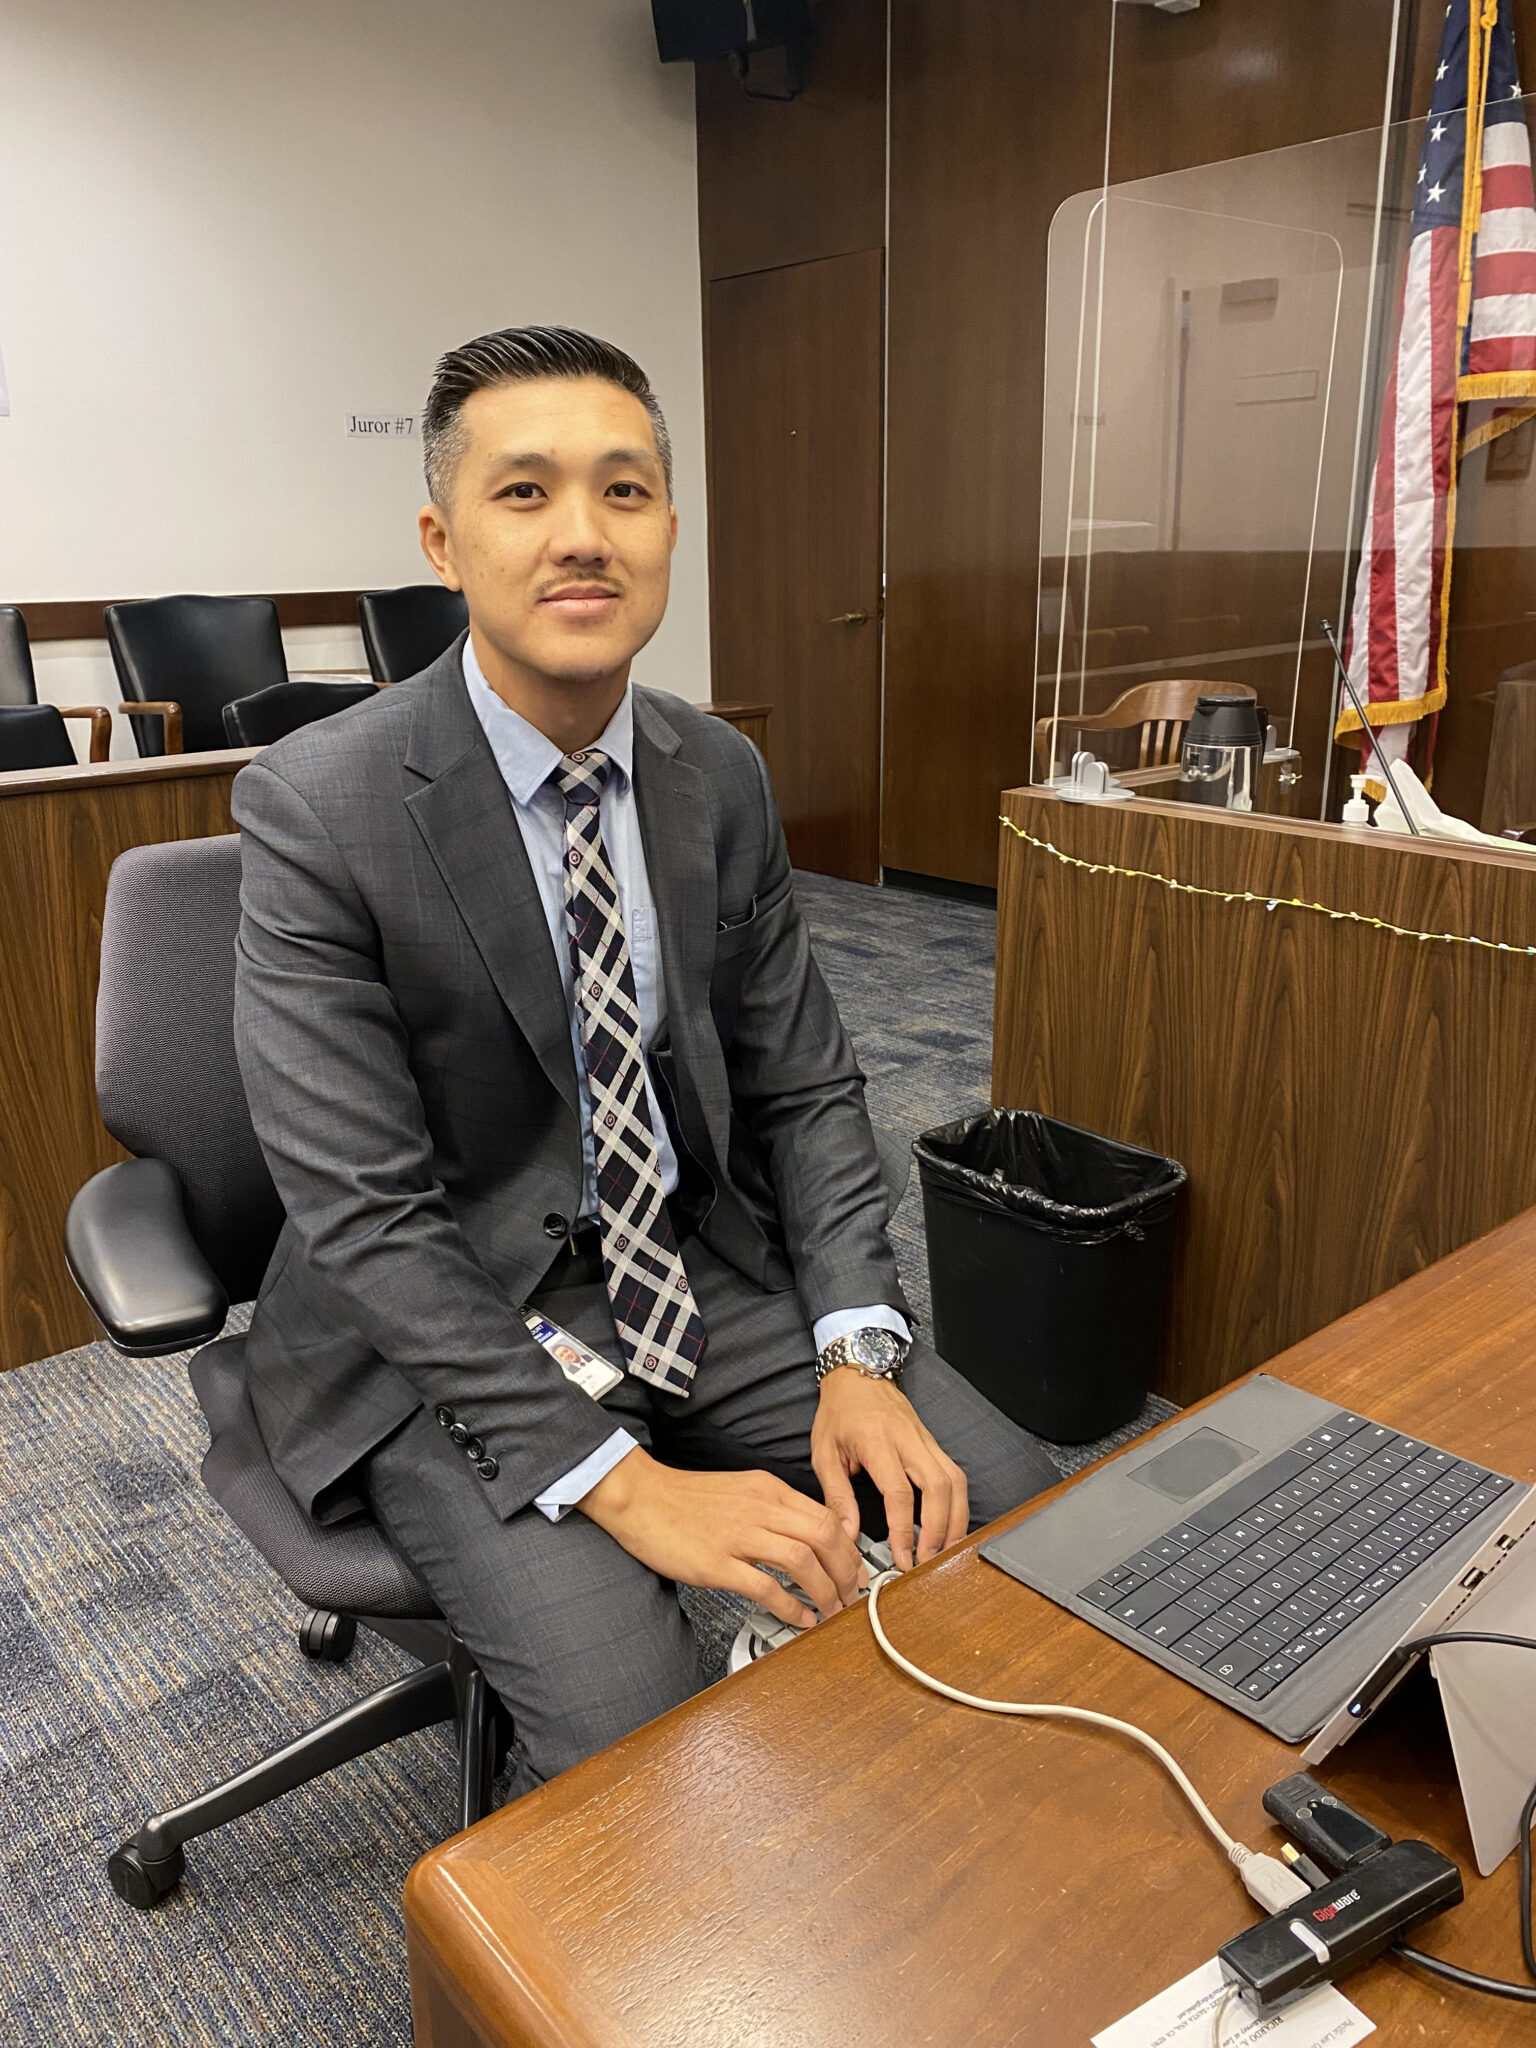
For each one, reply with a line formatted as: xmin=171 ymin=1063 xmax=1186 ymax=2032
xmin=815 ymin=1325 xmax=910 ymax=1384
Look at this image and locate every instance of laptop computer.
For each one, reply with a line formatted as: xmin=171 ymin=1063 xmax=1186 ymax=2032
xmin=980 ymin=1374 xmax=1536 ymax=1746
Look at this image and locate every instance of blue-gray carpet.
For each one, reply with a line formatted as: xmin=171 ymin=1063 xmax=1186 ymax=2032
xmin=0 ymin=871 xmax=1172 ymax=2046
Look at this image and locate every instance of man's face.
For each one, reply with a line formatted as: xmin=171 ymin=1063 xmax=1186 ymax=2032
xmin=420 ymin=375 xmax=676 ymax=688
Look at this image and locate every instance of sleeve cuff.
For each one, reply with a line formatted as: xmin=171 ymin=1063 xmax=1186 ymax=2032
xmin=811 ymin=1304 xmax=911 ymax=1355
xmin=533 ymin=1428 xmax=640 ymax=1522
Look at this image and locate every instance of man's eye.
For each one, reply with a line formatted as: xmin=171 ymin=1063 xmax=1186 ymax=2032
xmin=609 ymin=482 xmax=646 ymax=499
xmin=504 ymin=482 xmax=542 ymax=500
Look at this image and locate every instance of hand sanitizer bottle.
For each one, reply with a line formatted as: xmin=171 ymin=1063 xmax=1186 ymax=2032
xmin=1342 ymin=774 xmax=1371 ymax=825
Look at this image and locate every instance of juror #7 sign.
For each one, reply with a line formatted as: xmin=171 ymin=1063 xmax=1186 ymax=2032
xmin=345 ymin=413 xmax=416 ymax=438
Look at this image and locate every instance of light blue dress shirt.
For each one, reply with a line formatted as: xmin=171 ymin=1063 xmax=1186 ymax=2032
xmin=461 ymin=640 xmax=907 ymax=1521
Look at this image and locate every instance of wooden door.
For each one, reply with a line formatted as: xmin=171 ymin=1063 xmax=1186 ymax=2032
xmin=705 ymin=249 xmax=884 ymax=882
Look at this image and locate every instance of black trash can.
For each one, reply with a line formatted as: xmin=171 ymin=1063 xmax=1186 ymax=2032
xmin=915 ymin=1109 xmax=1186 ymax=1444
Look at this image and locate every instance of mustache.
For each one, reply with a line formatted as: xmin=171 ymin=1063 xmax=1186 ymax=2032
xmin=537 ymin=578 xmax=625 ymax=600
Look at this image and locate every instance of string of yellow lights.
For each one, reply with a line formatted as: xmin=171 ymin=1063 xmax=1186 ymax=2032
xmin=998 ymin=815 xmax=1536 ymax=957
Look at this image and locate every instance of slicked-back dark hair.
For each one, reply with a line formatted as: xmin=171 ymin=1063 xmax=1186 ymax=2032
xmin=422 ymin=325 xmax=673 ymax=507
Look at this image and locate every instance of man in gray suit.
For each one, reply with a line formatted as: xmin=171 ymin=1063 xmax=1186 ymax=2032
xmin=232 ymin=326 xmax=1056 ymax=1794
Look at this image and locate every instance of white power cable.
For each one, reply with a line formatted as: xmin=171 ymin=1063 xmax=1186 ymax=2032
xmin=865 ymin=1574 xmax=1310 ymax=1917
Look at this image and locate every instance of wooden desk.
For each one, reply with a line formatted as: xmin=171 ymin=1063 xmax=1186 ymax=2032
xmin=405 ymin=1209 xmax=1536 ymax=2047
xmin=0 ymin=749 xmax=254 ymax=1369
xmin=994 ymin=785 xmax=1536 ymax=1405
xmin=707 ymin=701 xmax=772 ymax=752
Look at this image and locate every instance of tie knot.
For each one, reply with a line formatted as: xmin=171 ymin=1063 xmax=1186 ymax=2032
xmin=554 ymin=748 xmax=612 ymax=811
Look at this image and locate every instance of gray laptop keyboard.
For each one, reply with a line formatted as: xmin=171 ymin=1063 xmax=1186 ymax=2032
xmin=1078 ymin=1409 xmax=1516 ymax=1704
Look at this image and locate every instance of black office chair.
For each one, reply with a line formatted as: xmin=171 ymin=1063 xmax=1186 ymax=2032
xmin=221 ymin=676 xmax=378 ymax=747
xmin=358 ymin=584 xmax=468 ymax=683
xmin=1 ymin=603 xmax=40 ymax=706
xmin=0 ymin=607 xmax=115 ymax=766
xmin=65 ymin=836 xmax=511 ymax=1909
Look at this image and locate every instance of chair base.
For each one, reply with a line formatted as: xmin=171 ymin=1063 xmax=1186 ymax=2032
xmin=108 ymin=1619 xmax=511 ymax=1910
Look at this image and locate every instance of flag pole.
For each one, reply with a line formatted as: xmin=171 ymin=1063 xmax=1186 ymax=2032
xmin=1321 ymin=620 xmax=1422 ymax=834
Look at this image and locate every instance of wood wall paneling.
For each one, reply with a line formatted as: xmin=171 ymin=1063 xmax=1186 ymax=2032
xmin=0 ymin=754 xmax=250 ymax=1369
xmin=19 ymin=593 xmax=365 ymax=641
xmin=882 ymin=0 xmax=1426 ymax=886
xmin=706 ymin=252 xmax=885 ymax=881
xmin=694 ymin=0 xmax=887 ymax=282
xmin=993 ymin=788 xmax=1536 ymax=1407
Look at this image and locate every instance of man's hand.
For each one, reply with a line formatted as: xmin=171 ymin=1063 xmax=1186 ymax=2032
xmin=578 ymin=1446 xmax=865 ymax=1629
xmin=811 ymin=1368 xmax=969 ymax=1570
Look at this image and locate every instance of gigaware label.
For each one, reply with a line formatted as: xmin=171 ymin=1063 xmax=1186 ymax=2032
xmin=345 ymin=412 xmax=416 ymax=438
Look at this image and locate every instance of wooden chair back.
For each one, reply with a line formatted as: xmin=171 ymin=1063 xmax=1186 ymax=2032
xmin=1034 ymin=680 xmax=1257 ymax=779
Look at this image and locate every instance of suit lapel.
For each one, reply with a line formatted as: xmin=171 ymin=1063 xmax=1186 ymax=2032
xmin=402 ymin=642 xmax=578 ymax=1115
xmin=632 ymin=691 xmax=726 ymax=1160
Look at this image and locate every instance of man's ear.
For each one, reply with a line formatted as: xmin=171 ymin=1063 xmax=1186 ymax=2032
xmin=668 ymin=503 xmax=678 ymax=554
xmin=418 ymin=503 xmax=463 ymax=591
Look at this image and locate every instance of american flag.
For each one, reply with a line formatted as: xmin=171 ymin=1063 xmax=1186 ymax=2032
xmin=1340 ymin=0 xmax=1536 ymax=785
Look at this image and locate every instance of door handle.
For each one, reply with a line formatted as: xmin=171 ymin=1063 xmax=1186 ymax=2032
xmin=826 ymin=610 xmax=870 ymax=626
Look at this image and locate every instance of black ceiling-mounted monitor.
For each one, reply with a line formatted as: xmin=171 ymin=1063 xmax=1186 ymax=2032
xmin=651 ymin=0 xmax=814 ymax=65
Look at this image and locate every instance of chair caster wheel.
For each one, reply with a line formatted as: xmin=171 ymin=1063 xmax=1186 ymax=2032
xmin=299 ymin=1608 xmax=357 ymax=1662
xmin=108 ymin=1840 xmax=185 ymax=1909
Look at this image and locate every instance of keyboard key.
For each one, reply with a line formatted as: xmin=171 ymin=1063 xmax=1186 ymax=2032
xmin=1193 ymin=1615 xmax=1246 ymax=1651
xmin=1218 ymin=1555 xmax=1263 ymax=1587
xmin=1109 ymin=1583 xmax=1184 ymax=1627
xmin=1080 ymin=1579 xmax=1126 ymax=1609
xmin=1208 ymin=1647 xmax=1265 ymax=1687
xmin=1278 ymin=1594 xmax=1326 ymax=1629
xmin=1234 ymin=1585 xmax=1283 ymax=1619
xmin=1146 ymin=1535 xmax=1191 ymax=1564
xmin=1245 ymin=1540 xmax=1290 ymax=1573
xmin=1259 ymin=1655 xmax=1296 ymax=1686
xmin=1166 ymin=1523 xmax=1207 ymax=1549
xmin=1137 ymin=1611 xmax=1188 ymax=1648
xmin=1157 ymin=1562 xmax=1199 ymax=1594
xmin=1122 ymin=1550 xmax=1168 ymax=1579
xmin=1169 ymin=1633 xmax=1218 ymax=1666
xmin=1202 ymin=1532 xmax=1241 ymax=1562
xmin=1178 ymin=1585 xmax=1223 ymax=1618
xmin=1349 ymin=1424 xmax=1395 ymax=1455
xmin=1239 ymin=1668 xmax=1283 ymax=1701
xmin=1203 ymin=1571 xmax=1245 ymax=1604
xmin=1283 ymin=1634 xmax=1322 ymax=1665
xmin=1238 ymin=1623 xmax=1289 ymax=1657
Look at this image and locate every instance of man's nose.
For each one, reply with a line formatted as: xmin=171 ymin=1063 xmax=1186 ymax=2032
xmin=547 ymin=492 xmax=611 ymax=563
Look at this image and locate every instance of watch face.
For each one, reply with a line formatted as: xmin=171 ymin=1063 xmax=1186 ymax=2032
xmin=854 ymin=1328 xmax=900 ymax=1373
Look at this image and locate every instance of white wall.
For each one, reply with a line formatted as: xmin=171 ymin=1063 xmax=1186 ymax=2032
xmin=0 ymin=0 xmax=709 ymax=755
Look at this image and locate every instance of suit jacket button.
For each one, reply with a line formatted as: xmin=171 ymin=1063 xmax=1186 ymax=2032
xmin=448 ymin=1423 xmax=470 ymax=1446
xmin=543 ymin=1213 xmax=568 ymax=1239
xmin=475 ymin=1457 xmax=500 ymax=1482
xmin=435 ymin=1406 xmax=455 ymax=1428
xmin=466 ymin=1436 xmax=485 ymax=1460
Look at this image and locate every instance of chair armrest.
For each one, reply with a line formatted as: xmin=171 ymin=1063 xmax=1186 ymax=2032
xmin=65 ymin=1158 xmax=228 ymax=1356
xmin=57 ymin=704 xmax=113 ymax=761
xmin=119 ymin=701 xmax=184 ymax=753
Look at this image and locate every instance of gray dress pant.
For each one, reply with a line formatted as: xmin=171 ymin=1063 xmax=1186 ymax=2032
xmin=365 ymin=1230 xmax=1059 ymax=1798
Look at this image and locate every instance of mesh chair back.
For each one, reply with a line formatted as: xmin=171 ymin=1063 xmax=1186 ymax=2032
xmin=221 ymin=677 xmax=377 ymax=748
xmin=96 ymin=836 xmax=283 ymax=1301
xmin=106 ymin=594 xmax=288 ymax=756
xmin=0 ymin=703 xmax=77 ymax=771
xmin=0 ymin=606 xmax=38 ymax=706
xmin=357 ymin=585 xmax=468 ymax=683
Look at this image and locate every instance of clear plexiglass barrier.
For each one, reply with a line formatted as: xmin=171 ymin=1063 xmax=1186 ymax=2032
xmin=1036 ymin=105 xmax=1536 ymax=831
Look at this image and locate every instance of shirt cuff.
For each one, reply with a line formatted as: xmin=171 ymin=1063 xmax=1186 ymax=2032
xmin=811 ymin=1305 xmax=911 ymax=1355
xmin=533 ymin=1427 xmax=640 ymax=1522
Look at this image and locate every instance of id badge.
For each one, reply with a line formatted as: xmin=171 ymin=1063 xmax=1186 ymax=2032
xmin=522 ymin=1308 xmax=625 ymax=1401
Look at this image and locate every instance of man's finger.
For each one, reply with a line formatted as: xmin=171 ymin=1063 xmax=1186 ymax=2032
xmin=913 ymin=1459 xmax=953 ymax=1564
xmin=728 ymin=1563 xmax=816 ymax=1631
xmin=777 ymin=1493 xmax=864 ymax=1604
xmin=865 ymin=1452 xmax=916 ymax=1570
xmin=942 ymin=1459 xmax=970 ymax=1551
xmin=812 ymin=1445 xmax=862 ymax=1542
xmin=751 ymin=1534 xmax=844 ymax=1620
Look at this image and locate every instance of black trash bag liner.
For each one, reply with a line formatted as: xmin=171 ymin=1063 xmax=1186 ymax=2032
xmin=913 ymin=1109 xmax=1186 ymax=1244
xmin=913 ymin=1109 xmax=1187 ymax=1443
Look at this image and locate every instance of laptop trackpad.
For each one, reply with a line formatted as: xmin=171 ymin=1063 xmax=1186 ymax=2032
xmin=1130 ymin=1428 xmax=1255 ymax=1502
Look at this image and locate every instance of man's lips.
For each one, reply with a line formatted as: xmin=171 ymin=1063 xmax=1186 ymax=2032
xmin=540 ymin=588 xmax=621 ymax=617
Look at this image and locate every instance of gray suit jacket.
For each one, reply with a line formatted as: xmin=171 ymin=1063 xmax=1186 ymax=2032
xmin=231 ymin=636 xmax=908 ymax=1524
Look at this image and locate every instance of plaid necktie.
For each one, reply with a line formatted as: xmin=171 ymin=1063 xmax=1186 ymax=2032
xmin=554 ymin=748 xmax=707 ymax=1394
